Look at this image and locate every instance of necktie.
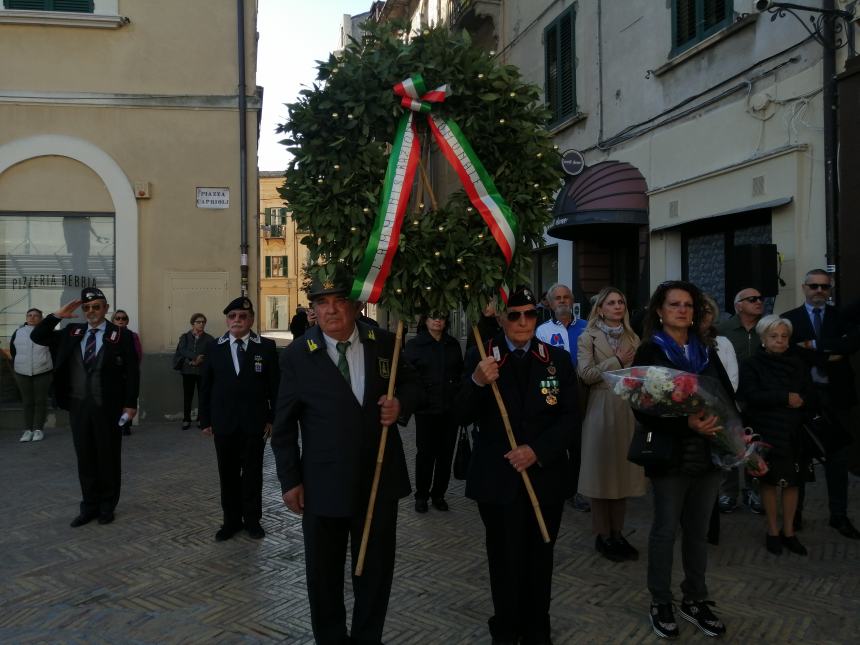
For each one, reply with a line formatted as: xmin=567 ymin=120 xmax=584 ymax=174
xmin=84 ymin=328 xmax=97 ymax=364
xmin=812 ymin=308 xmax=822 ymax=340
xmin=235 ymin=338 xmax=245 ymax=372
xmin=336 ymin=341 xmax=351 ymax=384
xmin=512 ymin=348 xmax=526 ymax=359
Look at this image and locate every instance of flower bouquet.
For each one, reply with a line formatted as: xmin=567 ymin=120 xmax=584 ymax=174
xmin=603 ymin=366 xmax=768 ymax=476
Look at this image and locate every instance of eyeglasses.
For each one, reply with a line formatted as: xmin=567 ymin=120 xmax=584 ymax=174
xmin=506 ymin=309 xmax=539 ymax=322
xmin=804 ymin=283 xmax=831 ymax=290
xmin=193 ymin=319 xmax=206 ymax=324
xmin=227 ymin=312 xmax=251 ymax=321
xmin=738 ymin=295 xmax=764 ymax=303
xmin=113 ymin=316 xmax=128 ymax=322
xmin=81 ymin=303 xmax=104 ymax=312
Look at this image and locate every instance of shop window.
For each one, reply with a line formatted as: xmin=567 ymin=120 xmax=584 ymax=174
xmin=265 ymin=255 xmax=288 ymax=278
xmin=3 ymin=0 xmax=94 ymax=11
xmin=544 ymin=6 xmax=576 ymax=126
xmin=672 ymin=0 xmax=733 ymax=56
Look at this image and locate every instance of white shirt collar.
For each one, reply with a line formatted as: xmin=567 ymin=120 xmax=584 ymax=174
xmin=323 ymin=324 xmax=359 ymax=350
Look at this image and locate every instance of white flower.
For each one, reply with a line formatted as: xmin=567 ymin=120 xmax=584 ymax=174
xmin=643 ymin=366 xmax=675 ymax=401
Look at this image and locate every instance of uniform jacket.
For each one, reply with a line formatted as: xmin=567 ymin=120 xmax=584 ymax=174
xmin=404 ymin=329 xmax=464 ymax=415
xmin=199 ymin=331 xmax=279 ymax=434
xmin=457 ymin=333 xmax=576 ymax=505
xmin=781 ymin=304 xmax=859 ymax=405
xmin=632 ymin=340 xmax=735 ymax=478
xmin=270 ymin=322 xmax=422 ymax=517
xmin=30 ymin=314 xmax=139 ymax=413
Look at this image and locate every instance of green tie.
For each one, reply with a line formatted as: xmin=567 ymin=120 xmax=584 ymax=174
xmin=336 ymin=341 xmax=351 ymax=384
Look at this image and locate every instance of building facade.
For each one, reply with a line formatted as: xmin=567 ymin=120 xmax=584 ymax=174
xmin=0 ymin=0 xmax=261 ymax=418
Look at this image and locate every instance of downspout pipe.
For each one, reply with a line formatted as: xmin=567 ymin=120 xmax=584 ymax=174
xmin=822 ymin=0 xmax=838 ymax=288
xmin=237 ymin=0 xmax=249 ymax=296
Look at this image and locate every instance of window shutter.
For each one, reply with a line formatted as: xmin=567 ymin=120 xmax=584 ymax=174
xmin=280 ymin=208 xmax=289 ymax=223
xmin=264 ymin=208 xmax=272 ymax=226
xmin=282 ymin=256 xmax=288 ymax=276
xmin=265 ymin=256 xmax=272 ymax=278
xmin=674 ymin=0 xmax=697 ymax=49
xmin=544 ymin=23 xmax=559 ymax=122
xmin=559 ymin=10 xmax=575 ymax=119
xmin=704 ymin=0 xmax=729 ymax=31
xmin=54 ymin=0 xmax=93 ymax=11
xmin=5 ymin=0 xmax=94 ymax=11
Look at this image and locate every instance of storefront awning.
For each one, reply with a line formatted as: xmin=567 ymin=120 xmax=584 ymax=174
xmin=548 ymin=161 xmax=648 ymax=240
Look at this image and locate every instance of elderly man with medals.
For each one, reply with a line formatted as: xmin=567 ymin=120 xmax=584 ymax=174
xmin=459 ymin=286 xmax=577 ymax=645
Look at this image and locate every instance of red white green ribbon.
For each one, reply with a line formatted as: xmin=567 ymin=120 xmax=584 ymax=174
xmin=351 ymin=74 xmax=518 ymax=303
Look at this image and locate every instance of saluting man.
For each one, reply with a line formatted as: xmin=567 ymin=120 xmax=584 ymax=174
xmin=199 ymin=297 xmax=280 ymax=541
xmin=459 ymin=286 xmax=577 ymax=645
xmin=30 ymin=287 xmax=139 ymax=527
xmin=270 ymin=275 xmax=421 ymax=645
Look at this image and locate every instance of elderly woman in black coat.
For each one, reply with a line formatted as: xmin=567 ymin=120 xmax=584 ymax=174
xmin=404 ymin=313 xmax=464 ymax=513
xmin=633 ymin=281 xmax=732 ymax=640
xmin=738 ymin=314 xmax=814 ymax=556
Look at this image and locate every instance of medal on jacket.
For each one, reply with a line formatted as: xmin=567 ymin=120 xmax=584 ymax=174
xmin=254 ymin=355 xmax=263 ymax=373
xmin=71 ymin=327 xmax=83 ymax=337
xmin=546 ymin=394 xmax=558 ymax=405
xmin=547 ymin=364 xmax=556 ymax=375
xmin=378 ymin=357 xmax=390 ymax=378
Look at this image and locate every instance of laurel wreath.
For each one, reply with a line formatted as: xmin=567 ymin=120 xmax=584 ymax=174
xmin=278 ymin=21 xmax=562 ymax=321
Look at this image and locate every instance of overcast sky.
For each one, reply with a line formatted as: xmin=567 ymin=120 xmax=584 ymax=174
xmin=256 ymin=0 xmax=373 ymax=172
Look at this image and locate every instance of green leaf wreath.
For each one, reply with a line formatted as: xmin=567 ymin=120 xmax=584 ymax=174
xmin=278 ymin=21 xmax=562 ymax=321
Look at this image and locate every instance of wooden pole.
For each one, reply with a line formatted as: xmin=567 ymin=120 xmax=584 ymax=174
xmin=418 ymin=157 xmax=438 ymax=211
xmin=472 ymin=324 xmax=551 ymax=543
xmin=355 ymin=318 xmax=405 ymax=576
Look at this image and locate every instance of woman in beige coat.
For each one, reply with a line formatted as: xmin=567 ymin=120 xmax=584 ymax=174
xmin=577 ymin=287 xmax=646 ymax=562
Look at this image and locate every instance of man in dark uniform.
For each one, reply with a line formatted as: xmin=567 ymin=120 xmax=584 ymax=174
xmin=781 ymin=269 xmax=860 ymax=539
xmin=31 ymin=287 xmax=139 ymax=527
xmin=460 ymin=287 xmax=577 ymax=645
xmin=199 ymin=296 xmax=280 ymax=541
xmin=270 ymin=276 xmax=421 ymax=645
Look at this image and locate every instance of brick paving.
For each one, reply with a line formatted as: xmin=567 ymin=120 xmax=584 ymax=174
xmin=1 ymin=421 xmax=859 ymax=644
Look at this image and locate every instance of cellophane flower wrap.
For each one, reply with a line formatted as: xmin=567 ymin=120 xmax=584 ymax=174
xmin=602 ymin=366 xmax=768 ymax=475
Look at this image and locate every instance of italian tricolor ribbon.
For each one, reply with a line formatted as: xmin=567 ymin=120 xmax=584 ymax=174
xmin=351 ymin=74 xmax=519 ymax=303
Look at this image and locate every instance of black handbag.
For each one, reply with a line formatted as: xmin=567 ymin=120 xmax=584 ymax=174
xmin=802 ymin=412 xmax=851 ymax=463
xmin=627 ymin=423 xmax=673 ymax=467
xmin=452 ymin=425 xmax=472 ymax=480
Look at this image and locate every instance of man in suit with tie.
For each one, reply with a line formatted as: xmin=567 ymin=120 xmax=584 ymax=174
xmin=781 ymin=269 xmax=860 ymax=539
xmin=460 ymin=286 xmax=576 ymax=645
xmin=270 ymin=275 xmax=420 ymax=645
xmin=30 ymin=287 xmax=140 ymax=527
xmin=199 ymin=296 xmax=280 ymax=542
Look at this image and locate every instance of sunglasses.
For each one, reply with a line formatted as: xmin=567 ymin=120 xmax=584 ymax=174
xmin=506 ymin=309 xmax=539 ymax=322
xmin=227 ymin=312 xmax=251 ymax=321
xmin=113 ymin=316 xmax=128 ymax=322
xmin=804 ymin=283 xmax=831 ymax=290
xmin=739 ymin=295 xmax=764 ymax=303
xmin=81 ymin=303 xmax=104 ymax=311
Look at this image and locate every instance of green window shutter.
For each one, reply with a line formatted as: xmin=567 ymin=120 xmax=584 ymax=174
xmin=265 ymin=256 xmax=272 ymax=278
xmin=544 ymin=7 xmax=576 ymax=126
xmin=282 ymin=255 xmax=288 ymax=276
xmin=673 ymin=0 xmax=697 ymax=50
xmin=704 ymin=0 xmax=730 ymax=31
xmin=280 ymin=208 xmax=289 ymax=223
xmin=5 ymin=0 xmax=94 ymax=11
xmin=264 ymin=208 xmax=272 ymax=226
xmin=544 ymin=23 xmax=559 ymax=123
xmin=672 ymin=0 xmax=733 ymax=55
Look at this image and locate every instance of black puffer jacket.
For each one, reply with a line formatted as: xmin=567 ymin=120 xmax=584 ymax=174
xmin=404 ymin=330 xmax=464 ymax=415
xmin=632 ymin=340 xmax=736 ymax=478
xmin=737 ymin=348 xmax=814 ymax=460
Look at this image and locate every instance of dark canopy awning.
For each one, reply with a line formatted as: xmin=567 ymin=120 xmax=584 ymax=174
xmin=548 ymin=161 xmax=648 ymax=240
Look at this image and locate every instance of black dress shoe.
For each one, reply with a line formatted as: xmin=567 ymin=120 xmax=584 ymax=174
xmin=780 ymin=532 xmax=807 ymax=555
xmin=415 ymin=499 xmax=429 ymax=513
xmin=431 ymin=498 xmax=449 ymax=511
xmin=765 ymin=533 xmax=782 ymax=555
xmin=98 ymin=512 xmax=115 ymax=525
xmin=595 ymin=535 xmax=625 ymax=562
xmin=70 ymin=513 xmax=97 ymax=528
xmin=246 ymin=523 xmax=265 ymax=539
xmin=215 ymin=524 xmax=242 ymax=542
xmin=829 ymin=516 xmax=860 ymax=539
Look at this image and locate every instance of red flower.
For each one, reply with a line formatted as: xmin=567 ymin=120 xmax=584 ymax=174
xmin=622 ymin=377 xmax=641 ymax=390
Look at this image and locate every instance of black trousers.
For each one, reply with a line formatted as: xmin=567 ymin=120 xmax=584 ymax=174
xmin=414 ymin=411 xmax=458 ymax=500
xmin=70 ymin=399 xmax=122 ymax=516
xmin=478 ymin=498 xmax=565 ymax=644
xmin=181 ymin=374 xmax=201 ymax=421
xmin=213 ymin=431 xmax=266 ymax=527
xmin=302 ymin=501 xmax=398 ymax=645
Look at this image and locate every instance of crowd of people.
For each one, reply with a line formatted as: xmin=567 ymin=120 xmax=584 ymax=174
xmin=4 ymin=267 xmax=859 ymax=644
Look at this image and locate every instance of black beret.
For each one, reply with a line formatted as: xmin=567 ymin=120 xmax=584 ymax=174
xmin=223 ymin=296 xmax=254 ymax=315
xmin=507 ymin=287 xmax=537 ymax=308
xmin=81 ymin=287 xmax=106 ymax=303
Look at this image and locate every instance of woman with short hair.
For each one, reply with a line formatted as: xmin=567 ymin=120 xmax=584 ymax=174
xmin=174 ymin=313 xmax=214 ymax=430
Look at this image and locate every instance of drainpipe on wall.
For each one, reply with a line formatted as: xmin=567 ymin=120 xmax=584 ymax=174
xmin=822 ymin=0 xmax=839 ymax=288
xmin=237 ymin=0 xmax=250 ymax=297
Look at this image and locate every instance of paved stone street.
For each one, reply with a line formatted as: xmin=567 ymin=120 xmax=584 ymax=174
xmin=1 ymin=421 xmax=858 ymax=644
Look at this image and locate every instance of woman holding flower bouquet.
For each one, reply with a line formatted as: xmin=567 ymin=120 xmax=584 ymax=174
xmin=633 ymin=281 xmax=733 ymax=640
xmin=577 ymin=287 xmax=646 ymax=562
xmin=738 ymin=315 xmax=814 ymax=556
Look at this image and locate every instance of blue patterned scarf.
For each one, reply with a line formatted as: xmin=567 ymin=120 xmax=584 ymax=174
xmin=652 ymin=330 xmax=710 ymax=373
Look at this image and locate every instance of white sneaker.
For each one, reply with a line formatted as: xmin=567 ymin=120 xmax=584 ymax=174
xmin=19 ymin=430 xmax=33 ymax=442
xmin=31 ymin=429 xmax=44 ymax=442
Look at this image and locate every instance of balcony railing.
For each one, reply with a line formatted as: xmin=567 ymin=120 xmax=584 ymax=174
xmin=261 ymin=224 xmax=285 ymax=238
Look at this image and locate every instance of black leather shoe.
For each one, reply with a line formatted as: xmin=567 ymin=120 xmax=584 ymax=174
xmin=98 ymin=512 xmax=115 ymax=525
xmin=431 ymin=498 xmax=449 ymax=511
xmin=215 ymin=524 xmax=242 ymax=542
xmin=70 ymin=513 xmax=97 ymax=528
xmin=829 ymin=516 xmax=860 ymax=539
xmin=780 ymin=531 xmax=807 ymax=555
xmin=595 ymin=535 xmax=625 ymax=562
xmin=765 ymin=533 xmax=782 ymax=555
xmin=415 ymin=498 xmax=429 ymax=513
xmin=246 ymin=523 xmax=265 ymax=539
